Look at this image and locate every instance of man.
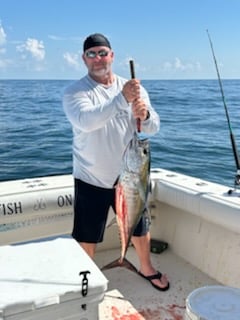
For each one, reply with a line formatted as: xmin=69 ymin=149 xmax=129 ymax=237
xmin=63 ymin=33 xmax=169 ymax=291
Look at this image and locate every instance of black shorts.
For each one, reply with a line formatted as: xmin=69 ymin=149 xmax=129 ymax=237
xmin=72 ymin=178 xmax=150 ymax=243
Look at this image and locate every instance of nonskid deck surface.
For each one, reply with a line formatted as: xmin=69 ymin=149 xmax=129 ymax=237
xmin=95 ymin=247 xmax=219 ymax=320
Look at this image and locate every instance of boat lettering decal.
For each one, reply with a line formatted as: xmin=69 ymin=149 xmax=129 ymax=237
xmin=57 ymin=194 xmax=73 ymax=207
xmin=0 ymin=202 xmax=23 ymax=215
xmin=33 ymin=198 xmax=47 ymax=211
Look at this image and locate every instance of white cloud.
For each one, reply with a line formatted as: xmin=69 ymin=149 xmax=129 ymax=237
xmin=174 ymin=57 xmax=185 ymax=70
xmin=0 ymin=26 xmax=10 ymax=69
xmin=16 ymin=38 xmax=45 ymax=61
xmin=0 ymin=47 xmax=6 ymax=54
xmin=163 ymin=57 xmax=201 ymax=72
xmin=0 ymin=24 xmax=7 ymax=46
xmin=0 ymin=56 xmax=12 ymax=68
xmin=163 ymin=61 xmax=172 ymax=70
xmin=63 ymin=52 xmax=80 ymax=69
xmin=48 ymin=35 xmax=64 ymax=41
xmin=195 ymin=61 xmax=201 ymax=70
xmin=48 ymin=34 xmax=83 ymax=42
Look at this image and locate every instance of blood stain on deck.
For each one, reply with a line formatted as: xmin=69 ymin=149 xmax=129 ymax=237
xmin=111 ymin=304 xmax=185 ymax=320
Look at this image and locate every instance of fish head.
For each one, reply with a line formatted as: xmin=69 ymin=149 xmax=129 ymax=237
xmin=124 ymin=133 xmax=150 ymax=174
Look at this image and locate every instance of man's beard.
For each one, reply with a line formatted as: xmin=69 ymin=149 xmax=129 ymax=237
xmin=92 ymin=64 xmax=110 ymax=77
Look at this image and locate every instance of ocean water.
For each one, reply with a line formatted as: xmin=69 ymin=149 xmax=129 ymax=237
xmin=1 ymin=79 xmax=240 ymax=188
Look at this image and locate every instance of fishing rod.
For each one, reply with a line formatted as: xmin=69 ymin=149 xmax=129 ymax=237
xmin=206 ymin=29 xmax=240 ymax=189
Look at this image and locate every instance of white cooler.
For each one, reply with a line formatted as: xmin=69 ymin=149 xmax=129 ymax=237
xmin=0 ymin=237 xmax=108 ymax=320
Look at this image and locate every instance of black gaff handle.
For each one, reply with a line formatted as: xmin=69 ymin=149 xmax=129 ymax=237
xmin=129 ymin=60 xmax=141 ymax=133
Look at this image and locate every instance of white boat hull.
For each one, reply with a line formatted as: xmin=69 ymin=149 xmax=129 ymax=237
xmin=1 ymin=168 xmax=240 ymax=287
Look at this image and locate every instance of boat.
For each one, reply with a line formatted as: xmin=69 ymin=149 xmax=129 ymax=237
xmin=1 ymin=168 xmax=240 ymax=319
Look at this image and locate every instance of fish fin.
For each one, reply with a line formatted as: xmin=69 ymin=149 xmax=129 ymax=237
xmin=143 ymin=207 xmax=151 ymax=225
xmin=101 ymin=258 xmax=121 ymax=271
xmin=149 ymin=179 xmax=153 ymax=193
xmin=101 ymin=257 xmax=138 ymax=273
xmin=136 ymin=180 xmax=147 ymax=203
xmin=113 ymin=175 xmax=120 ymax=187
xmin=106 ymin=216 xmax=117 ymax=228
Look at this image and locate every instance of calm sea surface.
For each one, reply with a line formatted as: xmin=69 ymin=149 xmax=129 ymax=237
xmin=1 ymin=79 xmax=240 ymax=187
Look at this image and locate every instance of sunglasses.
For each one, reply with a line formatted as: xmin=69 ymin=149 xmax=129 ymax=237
xmin=85 ymin=49 xmax=110 ymax=59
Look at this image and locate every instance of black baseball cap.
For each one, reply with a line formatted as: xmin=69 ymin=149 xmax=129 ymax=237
xmin=83 ymin=33 xmax=111 ymax=52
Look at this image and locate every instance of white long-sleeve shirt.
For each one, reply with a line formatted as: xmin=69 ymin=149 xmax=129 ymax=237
xmin=63 ymin=74 xmax=160 ymax=188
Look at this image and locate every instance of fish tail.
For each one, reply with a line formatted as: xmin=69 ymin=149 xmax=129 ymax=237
xmin=101 ymin=257 xmax=138 ymax=273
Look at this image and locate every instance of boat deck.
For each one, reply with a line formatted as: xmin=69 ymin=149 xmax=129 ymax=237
xmin=96 ymin=247 xmax=219 ymax=320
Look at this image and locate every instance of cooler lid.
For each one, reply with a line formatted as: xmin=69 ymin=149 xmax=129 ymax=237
xmin=0 ymin=237 xmax=108 ymax=317
xmin=186 ymin=285 xmax=240 ymax=320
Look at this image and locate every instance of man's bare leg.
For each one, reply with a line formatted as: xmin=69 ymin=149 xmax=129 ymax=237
xmin=131 ymin=232 xmax=169 ymax=289
xmin=79 ymin=242 xmax=96 ymax=259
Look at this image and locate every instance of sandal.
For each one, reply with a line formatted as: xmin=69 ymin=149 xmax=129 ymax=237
xmin=138 ymin=271 xmax=170 ymax=291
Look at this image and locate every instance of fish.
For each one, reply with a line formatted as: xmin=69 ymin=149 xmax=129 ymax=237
xmin=102 ymin=131 xmax=151 ymax=271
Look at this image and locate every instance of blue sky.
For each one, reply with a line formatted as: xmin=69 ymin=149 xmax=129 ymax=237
xmin=1 ymin=0 xmax=240 ymax=80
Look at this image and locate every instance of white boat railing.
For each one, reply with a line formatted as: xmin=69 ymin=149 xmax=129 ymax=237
xmin=0 ymin=175 xmax=74 ymax=245
xmin=151 ymin=169 xmax=240 ymax=234
xmin=1 ymin=168 xmax=240 ymax=246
